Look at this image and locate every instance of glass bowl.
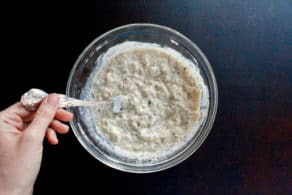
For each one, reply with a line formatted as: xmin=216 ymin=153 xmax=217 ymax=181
xmin=66 ymin=23 xmax=218 ymax=173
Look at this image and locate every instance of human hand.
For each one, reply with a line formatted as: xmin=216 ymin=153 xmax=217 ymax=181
xmin=0 ymin=94 xmax=73 ymax=195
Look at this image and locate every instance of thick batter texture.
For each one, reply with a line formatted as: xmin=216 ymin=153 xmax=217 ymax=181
xmin=90 ymin=42 xmax=201 ymax=157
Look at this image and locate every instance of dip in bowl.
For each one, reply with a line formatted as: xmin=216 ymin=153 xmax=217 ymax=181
xmin=66 ymin=23 xmax=218 ymax=173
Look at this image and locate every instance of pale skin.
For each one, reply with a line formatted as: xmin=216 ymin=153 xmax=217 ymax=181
xmin=0 ymin=94 xmax=73 ymax=195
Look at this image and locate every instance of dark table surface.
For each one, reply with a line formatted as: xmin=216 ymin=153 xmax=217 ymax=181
xmin=2 ymin=0 xmax=292 ymax=194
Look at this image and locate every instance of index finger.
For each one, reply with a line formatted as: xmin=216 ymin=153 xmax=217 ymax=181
xmin=5 ymin=102 xmax=32 ymax=119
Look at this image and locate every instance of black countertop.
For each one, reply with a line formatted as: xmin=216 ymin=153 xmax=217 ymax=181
xmin=2 ymin=1 xmax=292 ymax=194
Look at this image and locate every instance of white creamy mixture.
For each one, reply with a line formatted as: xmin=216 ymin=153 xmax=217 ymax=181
xmin=89 ymin=41 xmax=207 ymax=159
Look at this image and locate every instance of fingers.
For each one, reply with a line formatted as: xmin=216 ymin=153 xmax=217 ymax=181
xmin=37 ymin=109 xmax=71 ymax=145
xmin=26 ymin=108 xmax=72 ymax=145
xmin=4 ymin=93 xmax=74 ymax=146
xmin=4 ymin=102 xmax=32 ymax=119
xmin=18 ymin=93 xmax=73 ymax=145
xmin=46 ymin=128 xmax=58 ymax=145
xmin=50 ymin=120 xmax=70 ymax=134
xmin=55 ymin=109 xmax=73 ymax=122
xmin=25 ymin=94 xmax=59 ymax=140
xmin=45 ymin=120 xmax=70 ymax=145
xmin=0 ymin=113 xmax=25 ymax=131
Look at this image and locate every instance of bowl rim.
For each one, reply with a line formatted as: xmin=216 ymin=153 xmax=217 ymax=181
xmin=66 ymin=23 xmax=218 ymax=173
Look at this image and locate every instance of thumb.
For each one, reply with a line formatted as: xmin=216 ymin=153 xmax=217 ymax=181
xmin=26 ymin=93 xmax=59 ymax=139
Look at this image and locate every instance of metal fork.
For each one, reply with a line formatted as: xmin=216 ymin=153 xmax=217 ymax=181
xmin=20 ymin=88 xmax=122 ymax=113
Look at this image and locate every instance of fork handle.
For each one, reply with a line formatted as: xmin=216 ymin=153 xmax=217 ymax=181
xmin=58 ymin=95 xmax=108 ymax=108
xmin=21 ymin=88 xmax=106 ymax=111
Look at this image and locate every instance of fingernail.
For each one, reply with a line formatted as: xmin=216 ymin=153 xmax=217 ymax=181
xmin=47 ymin=94 xmax=59 ymax=107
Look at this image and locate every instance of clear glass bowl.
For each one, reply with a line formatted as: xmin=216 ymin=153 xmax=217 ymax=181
xmin=66 ymin=23 xmax=218 ymax=173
